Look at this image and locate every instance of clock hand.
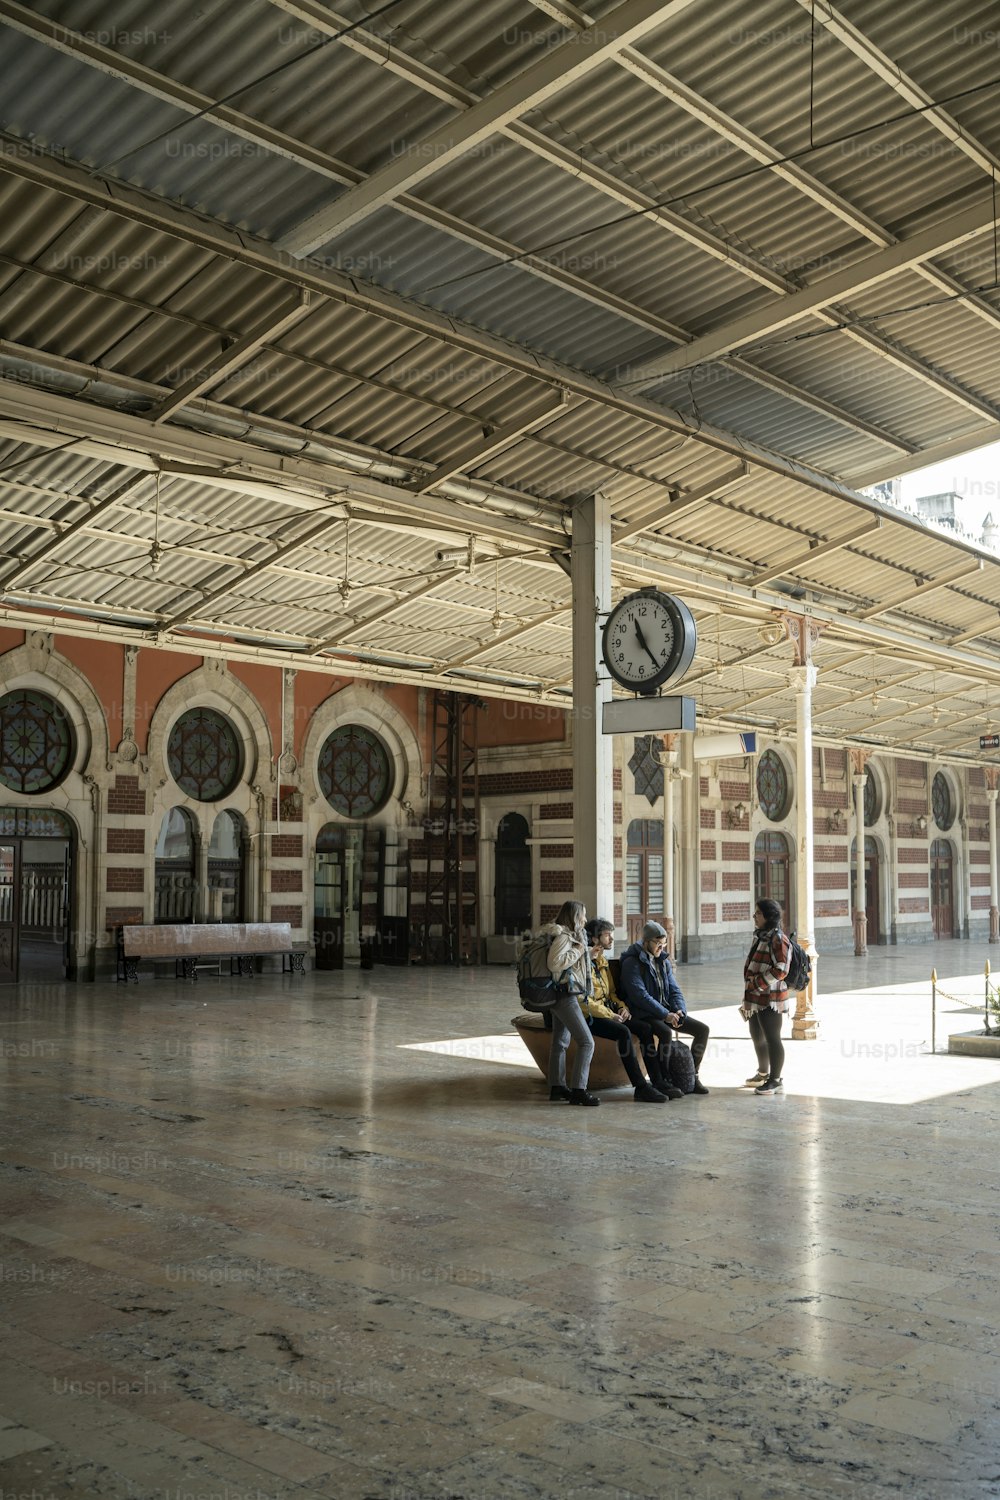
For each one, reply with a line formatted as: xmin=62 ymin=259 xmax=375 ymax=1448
xmin=633 ymin=617 xmax=661 ymax=669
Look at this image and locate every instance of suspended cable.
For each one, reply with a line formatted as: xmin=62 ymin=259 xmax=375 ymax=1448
xmin=413 ymin=73 xmax=1000 ymax=296
xmin=98 ymin=0 xmax=408 ymax=174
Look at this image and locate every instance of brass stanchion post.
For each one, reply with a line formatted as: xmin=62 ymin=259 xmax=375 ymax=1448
xmin=931 ymin=968 xmax=937 ymax=1055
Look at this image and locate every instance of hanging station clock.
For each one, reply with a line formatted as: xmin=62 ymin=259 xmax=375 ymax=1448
xmin=601 ymin=588 xmax=697 ymax=695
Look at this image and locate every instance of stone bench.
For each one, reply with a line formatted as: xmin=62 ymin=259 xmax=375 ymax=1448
xmin=511 ymin=1013 xmax=656 ymax=1091
xmin=117 ymin=922 xmax=305 ymax=983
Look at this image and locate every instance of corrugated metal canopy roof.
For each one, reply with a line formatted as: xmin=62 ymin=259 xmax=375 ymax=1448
xmin=2 ymin=0 xmax=1000 ymax=759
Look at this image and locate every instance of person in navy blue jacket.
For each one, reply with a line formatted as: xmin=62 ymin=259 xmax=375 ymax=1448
xmin=619 ymin=921 xmax=711 ymax=1094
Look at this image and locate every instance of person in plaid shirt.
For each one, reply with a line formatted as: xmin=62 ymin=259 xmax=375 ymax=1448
xmin=743 ymin=898 xmax=792 ymax=1095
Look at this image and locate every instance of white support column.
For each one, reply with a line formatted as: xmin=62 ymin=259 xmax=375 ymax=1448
xmin=661 ymin=733 xmax=677 ymax=959
xmin=988 ymin=774 xmax=1000 ymax=943
xmin=850 ymin=749 xmax=869 ymax=956
xmin=792 ymin=660 xmax=819 ymax=1038
xmin=677 ymin=726 xmax=699 ymax=960
xmin=571 ymin=493 xmax=614 ymax=920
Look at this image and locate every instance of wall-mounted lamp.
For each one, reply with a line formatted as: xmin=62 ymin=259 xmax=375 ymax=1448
xmin=828 ymin=807 xmax=845 ymax=833
xmin=915 ymin=814 xmax=928 ymax=834
xmin=727 ymin=801 xmax=746 ymax=828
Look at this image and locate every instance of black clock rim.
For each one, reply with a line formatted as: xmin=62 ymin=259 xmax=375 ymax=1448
xmin=601 ymin=589 xmax=696 ymax=694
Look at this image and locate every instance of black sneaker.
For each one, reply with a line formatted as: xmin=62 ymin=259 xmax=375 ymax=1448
xmin=549 ymin=1085 xmax=572 ymax=1101
xmin=634 ymin=1082 xmax=668 ymax=1103
xmin=690 ymin=1079 xmax=710 ymax=1095
xmin=754 ymin=1077 xmax=783 ymax=1095
xmin=744 ymin=1072 xmax=768 ymax=1087
xmin=568 ymin=1089 xmax=601 ymax=1106
xmin=661 ymin=1084 xmax=684 ymax=1100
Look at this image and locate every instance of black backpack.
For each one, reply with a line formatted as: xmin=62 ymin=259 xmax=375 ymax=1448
xmin=784 ymin=931 xmax=811 ymax=993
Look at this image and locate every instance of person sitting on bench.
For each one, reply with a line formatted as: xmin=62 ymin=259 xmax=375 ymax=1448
xmin=619 ymin=921 xmax=711 ymax=1095
xmin=580 ymin=917 xmax=679 ymax=1103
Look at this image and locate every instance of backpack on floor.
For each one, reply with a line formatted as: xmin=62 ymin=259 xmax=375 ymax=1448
xmin=666 ymin=1039 xmax=697 ymax=1094
xmin=516 ymin=932 xmax=565 ymax=1012
xmin=784 ymin=932 xmax=811 ymax=993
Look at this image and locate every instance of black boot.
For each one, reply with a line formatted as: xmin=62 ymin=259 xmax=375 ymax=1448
xmin=568 ymin=1089 xmax=601 ymax=1106
xmin=549 ymin=1085 xmax=572 ymax=1101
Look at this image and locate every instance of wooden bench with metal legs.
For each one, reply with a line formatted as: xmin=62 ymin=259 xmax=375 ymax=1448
xmin=117 ymin=922 xmax=306 ymax=983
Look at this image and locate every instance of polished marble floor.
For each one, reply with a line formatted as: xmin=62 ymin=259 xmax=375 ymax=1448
xmin=1 ymin=939 xmax=998 ymax=1500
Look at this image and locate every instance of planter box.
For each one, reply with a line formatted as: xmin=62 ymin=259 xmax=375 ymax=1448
xmin=948 ymin=1029 xmax=1000 ymax=1057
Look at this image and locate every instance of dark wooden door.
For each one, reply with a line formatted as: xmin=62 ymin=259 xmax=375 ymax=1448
xmin=850 ymin=838 xmax=881 ymax=944
xmin=314 ymin=844 xmax=345 ymax=970
xmin=0 ymin=843 xmax=17 ymax=982
xmin=18 ymin=839 xmax=71 ymax=980
xmin=930 ymin=840 xmax=954 ymax=939
xmin=864 ymin=850 xmax=881 ymax=943
xmin=754 ymin=833 xmax=792 ymax=929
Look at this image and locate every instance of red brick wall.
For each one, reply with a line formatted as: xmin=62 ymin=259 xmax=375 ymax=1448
xmin=480 ymin=769 xmax=573 ymax=794
xmin=107 ymin=828 xmax=145 ymax=853
xmin=107 ymin=775 xmax=146 ymax=815
xmin=106 ymin=868 xmax=143 ymax=892
xmin=271 ymin=834 xmax=303 ymax=858
xmin=270 ymin=904 xmax=302 ymax=924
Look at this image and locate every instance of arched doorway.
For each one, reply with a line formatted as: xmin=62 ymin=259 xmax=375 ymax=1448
xmin=495 ymin=813 xmax=531 ymax=936
xmin=154 ymin=808 xmax=198 ymax=923
xmin=207 ymin=810 xmax=247 ymax=922
xmin=0 ymin=807 xmax=73 ymax=982
xmin=850 ymin=835 xmax=881 ymax=944
xmin=626 ymin=818 xmax=663 ymax=941
xmin=754 ymin=831 xmax=792 ymax=927
xmin=930 ymin=839 xmax=954 ymax=939
xmin=314 ymin=823 xmax=385 ymax=970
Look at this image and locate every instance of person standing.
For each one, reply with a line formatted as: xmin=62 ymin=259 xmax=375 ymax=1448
xmin=743 ymin=898 xmax=791 ymax=1095
xmin=541 ymin=900 xmax=600 ymax=1106
xmin=619 ymin=921 xmax=711 ymax=1094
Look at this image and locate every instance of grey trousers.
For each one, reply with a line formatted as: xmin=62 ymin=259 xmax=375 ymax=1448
xmin=547 ymin=992 xmax=595 ymax=1090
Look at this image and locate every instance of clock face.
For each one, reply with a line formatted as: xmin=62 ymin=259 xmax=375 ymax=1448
xmin=602 ymin=590 xmax=696 ymax=694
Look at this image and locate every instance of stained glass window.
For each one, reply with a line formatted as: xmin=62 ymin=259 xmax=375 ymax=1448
xmin=0 ymin=690 xmax=73 ymax=795
xmin=756 ymin=750 xmax=790 ymax=822
xmin=167 ymin=708 xmax=242 ymax=801
xmin=931 ymin=772 xmax=953 ymax=831
xmin=319 ymin=725 xmax=392 ymax=818
xmin=0 ymin=806 xmax=71 ymax=837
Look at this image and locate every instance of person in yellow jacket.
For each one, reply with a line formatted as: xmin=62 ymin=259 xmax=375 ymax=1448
xmin=581 ymin=918 xmax=681 ymax=1102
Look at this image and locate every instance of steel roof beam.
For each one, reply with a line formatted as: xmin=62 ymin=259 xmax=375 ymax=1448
xmin=149 ymin=293 xmax=314 ymax=424
xmin=747 ymin=520 xmax=883 ymax=587
xmin=152 ymin=507 xmax=350 ymax=629
xmin=4 ymin=147 xmax=934 ymax=529
xmin=309 ymin=567 xmax=467 ymax=653
xmin=855 ymin=559 xmax=985 ymax=621
xmin=442 ymin=608 xmax=573 ymax=670
xmin=611 ymin=463 xmax=749 ymax=544
xmin=847 ymin=423 xmax=1000 ymax=489
xmin=277 ymin=0 xmax=697 ymax=252
xmin=616 ymin=198 xmax=1000 ymax=385
xmin=5 ymin=0 xmax=937 ymax=450
xmin=410 ymin=397 xmax=568 ymax=493
xmin=795 ymin=0 xmax=1000 ymax=180
xmin=0 ymin=385 xmax=566 ymax=550
xmin=0 ymin=472 xmax=150 ymax=593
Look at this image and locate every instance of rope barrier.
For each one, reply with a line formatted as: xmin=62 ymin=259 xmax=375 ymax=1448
xmin=930 ymin=960 xmax=997 ymax=1054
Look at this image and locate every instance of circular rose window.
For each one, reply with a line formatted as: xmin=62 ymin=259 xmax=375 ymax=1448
xmin=931 ymin=771 xmax=953 ymax=831
xmin=319 ymin=725 xmax=392 ymax=818
xmin=167 ymin=707 xmax=242 ymax=801
xmin=0 ymin=689 xmax=74 ymax=795
xmin=756 ymin=749 xmax=790 ymax=822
